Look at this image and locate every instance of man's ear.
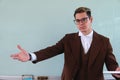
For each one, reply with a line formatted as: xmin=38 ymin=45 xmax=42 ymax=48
xmin=90 ymin=16 xmax=93 ymax=23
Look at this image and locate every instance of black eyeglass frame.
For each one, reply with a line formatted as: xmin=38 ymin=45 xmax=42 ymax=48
xmin=73 ymin=17 xmax=89 ymax=24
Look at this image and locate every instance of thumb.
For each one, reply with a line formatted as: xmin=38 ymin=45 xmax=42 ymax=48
xmin=17 ymin=45 xmax=29 ymax=56
xmin=17 ymin=45 xmax=25 ymax=52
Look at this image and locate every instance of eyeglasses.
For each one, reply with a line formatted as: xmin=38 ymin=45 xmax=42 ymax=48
xmin=74 ymin=17 xmax=89 ymax=24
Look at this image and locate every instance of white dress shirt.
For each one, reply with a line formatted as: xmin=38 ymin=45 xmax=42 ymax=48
xmin=78 ymin=31 xmax=93 ymax=54
xmin=29 ymin=52 xmax=37 ymax=61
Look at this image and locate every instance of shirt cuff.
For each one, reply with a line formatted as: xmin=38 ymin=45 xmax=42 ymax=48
xmin=29 ymin=52 xmax=37 ymax=61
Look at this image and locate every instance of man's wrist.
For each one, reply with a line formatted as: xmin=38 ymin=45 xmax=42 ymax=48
xmin=29 ymin=53 xmax=32 ymax=60
xmin=29 ymin=52 xmax=37 ymax=61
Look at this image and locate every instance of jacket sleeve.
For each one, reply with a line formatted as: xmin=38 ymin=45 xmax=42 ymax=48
xmin=105 ymin=39 xmax=119 ymax=71
xmin=32 ymin=35 xmax=66 ymax=63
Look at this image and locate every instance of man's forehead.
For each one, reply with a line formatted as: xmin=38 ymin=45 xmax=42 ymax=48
xmin=75 ymin=13 xmax=88 ymax=19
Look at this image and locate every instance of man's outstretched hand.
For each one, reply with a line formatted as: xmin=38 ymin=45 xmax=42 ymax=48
xmin=113 ymin=67 xmax=120 ymax=79
xmin=11 ymin=45 xmax=30 ymax=62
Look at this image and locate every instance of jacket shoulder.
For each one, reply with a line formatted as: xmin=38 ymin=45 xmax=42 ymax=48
xmin=64 ymin=32 xmax=78 ymax=39
xmin=65 ymin=32 xmax=78 ymax=37
xmin=94 ymin=31 xmax=109 ymax=40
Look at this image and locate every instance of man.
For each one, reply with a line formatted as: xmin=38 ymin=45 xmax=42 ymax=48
xmin=11 ymin=7 xmax=120 ymax=80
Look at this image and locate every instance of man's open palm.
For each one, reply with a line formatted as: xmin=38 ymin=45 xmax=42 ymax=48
xmin=11 ymin=45 xmax=30 ymax=62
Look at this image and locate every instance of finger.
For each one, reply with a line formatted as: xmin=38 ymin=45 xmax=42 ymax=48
xmin=11 ymin=54 xmax=19 ymax=59
xmin=114 ymin=74 xmax=120 ymax=78
xmin=17 ymin=45 xmax=29 ymax=56
xmin=113 ymin=74 xmax=120 ymax=78
xmin=17 ymin=45 xmax=24 ymax=51
xmin=11 ymin=54 xmax=18 ymax=57
xmin=11 ymin=55 xmax=19 ymax=60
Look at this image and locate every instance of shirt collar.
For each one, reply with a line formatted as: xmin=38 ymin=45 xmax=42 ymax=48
xmin=78 ymin=30 xmax=93 ymax=38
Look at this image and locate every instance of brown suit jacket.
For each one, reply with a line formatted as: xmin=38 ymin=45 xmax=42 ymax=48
xmin=33 ymin=31 xmax=118 ymax=80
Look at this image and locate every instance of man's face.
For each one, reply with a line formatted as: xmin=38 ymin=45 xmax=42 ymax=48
xmin=74 ymin=12 xmax=93 ymax=35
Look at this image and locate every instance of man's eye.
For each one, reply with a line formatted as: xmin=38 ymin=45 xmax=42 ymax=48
xmin=81 ymin=18 xmax=87 ymax=21
xmin=76 ymin=19 xmax=80 ymax=22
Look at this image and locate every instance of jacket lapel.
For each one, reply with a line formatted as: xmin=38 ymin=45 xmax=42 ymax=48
xmin=88 ymin=31 xmax=102 ymax=68
xmin=70 ymin=33 xmax=81 ymax=64
xmin=69 ymin=33 xmax=82 ymax=78
xmin=70 ymin=33 xmax=81 ymax=66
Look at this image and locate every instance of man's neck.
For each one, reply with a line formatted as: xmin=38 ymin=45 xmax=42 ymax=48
xmin=82 ymin=30 xmax=92 ymax=36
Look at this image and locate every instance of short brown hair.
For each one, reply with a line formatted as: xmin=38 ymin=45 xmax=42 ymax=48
xmin=74 ymin=7 xmax=91 ymax=18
